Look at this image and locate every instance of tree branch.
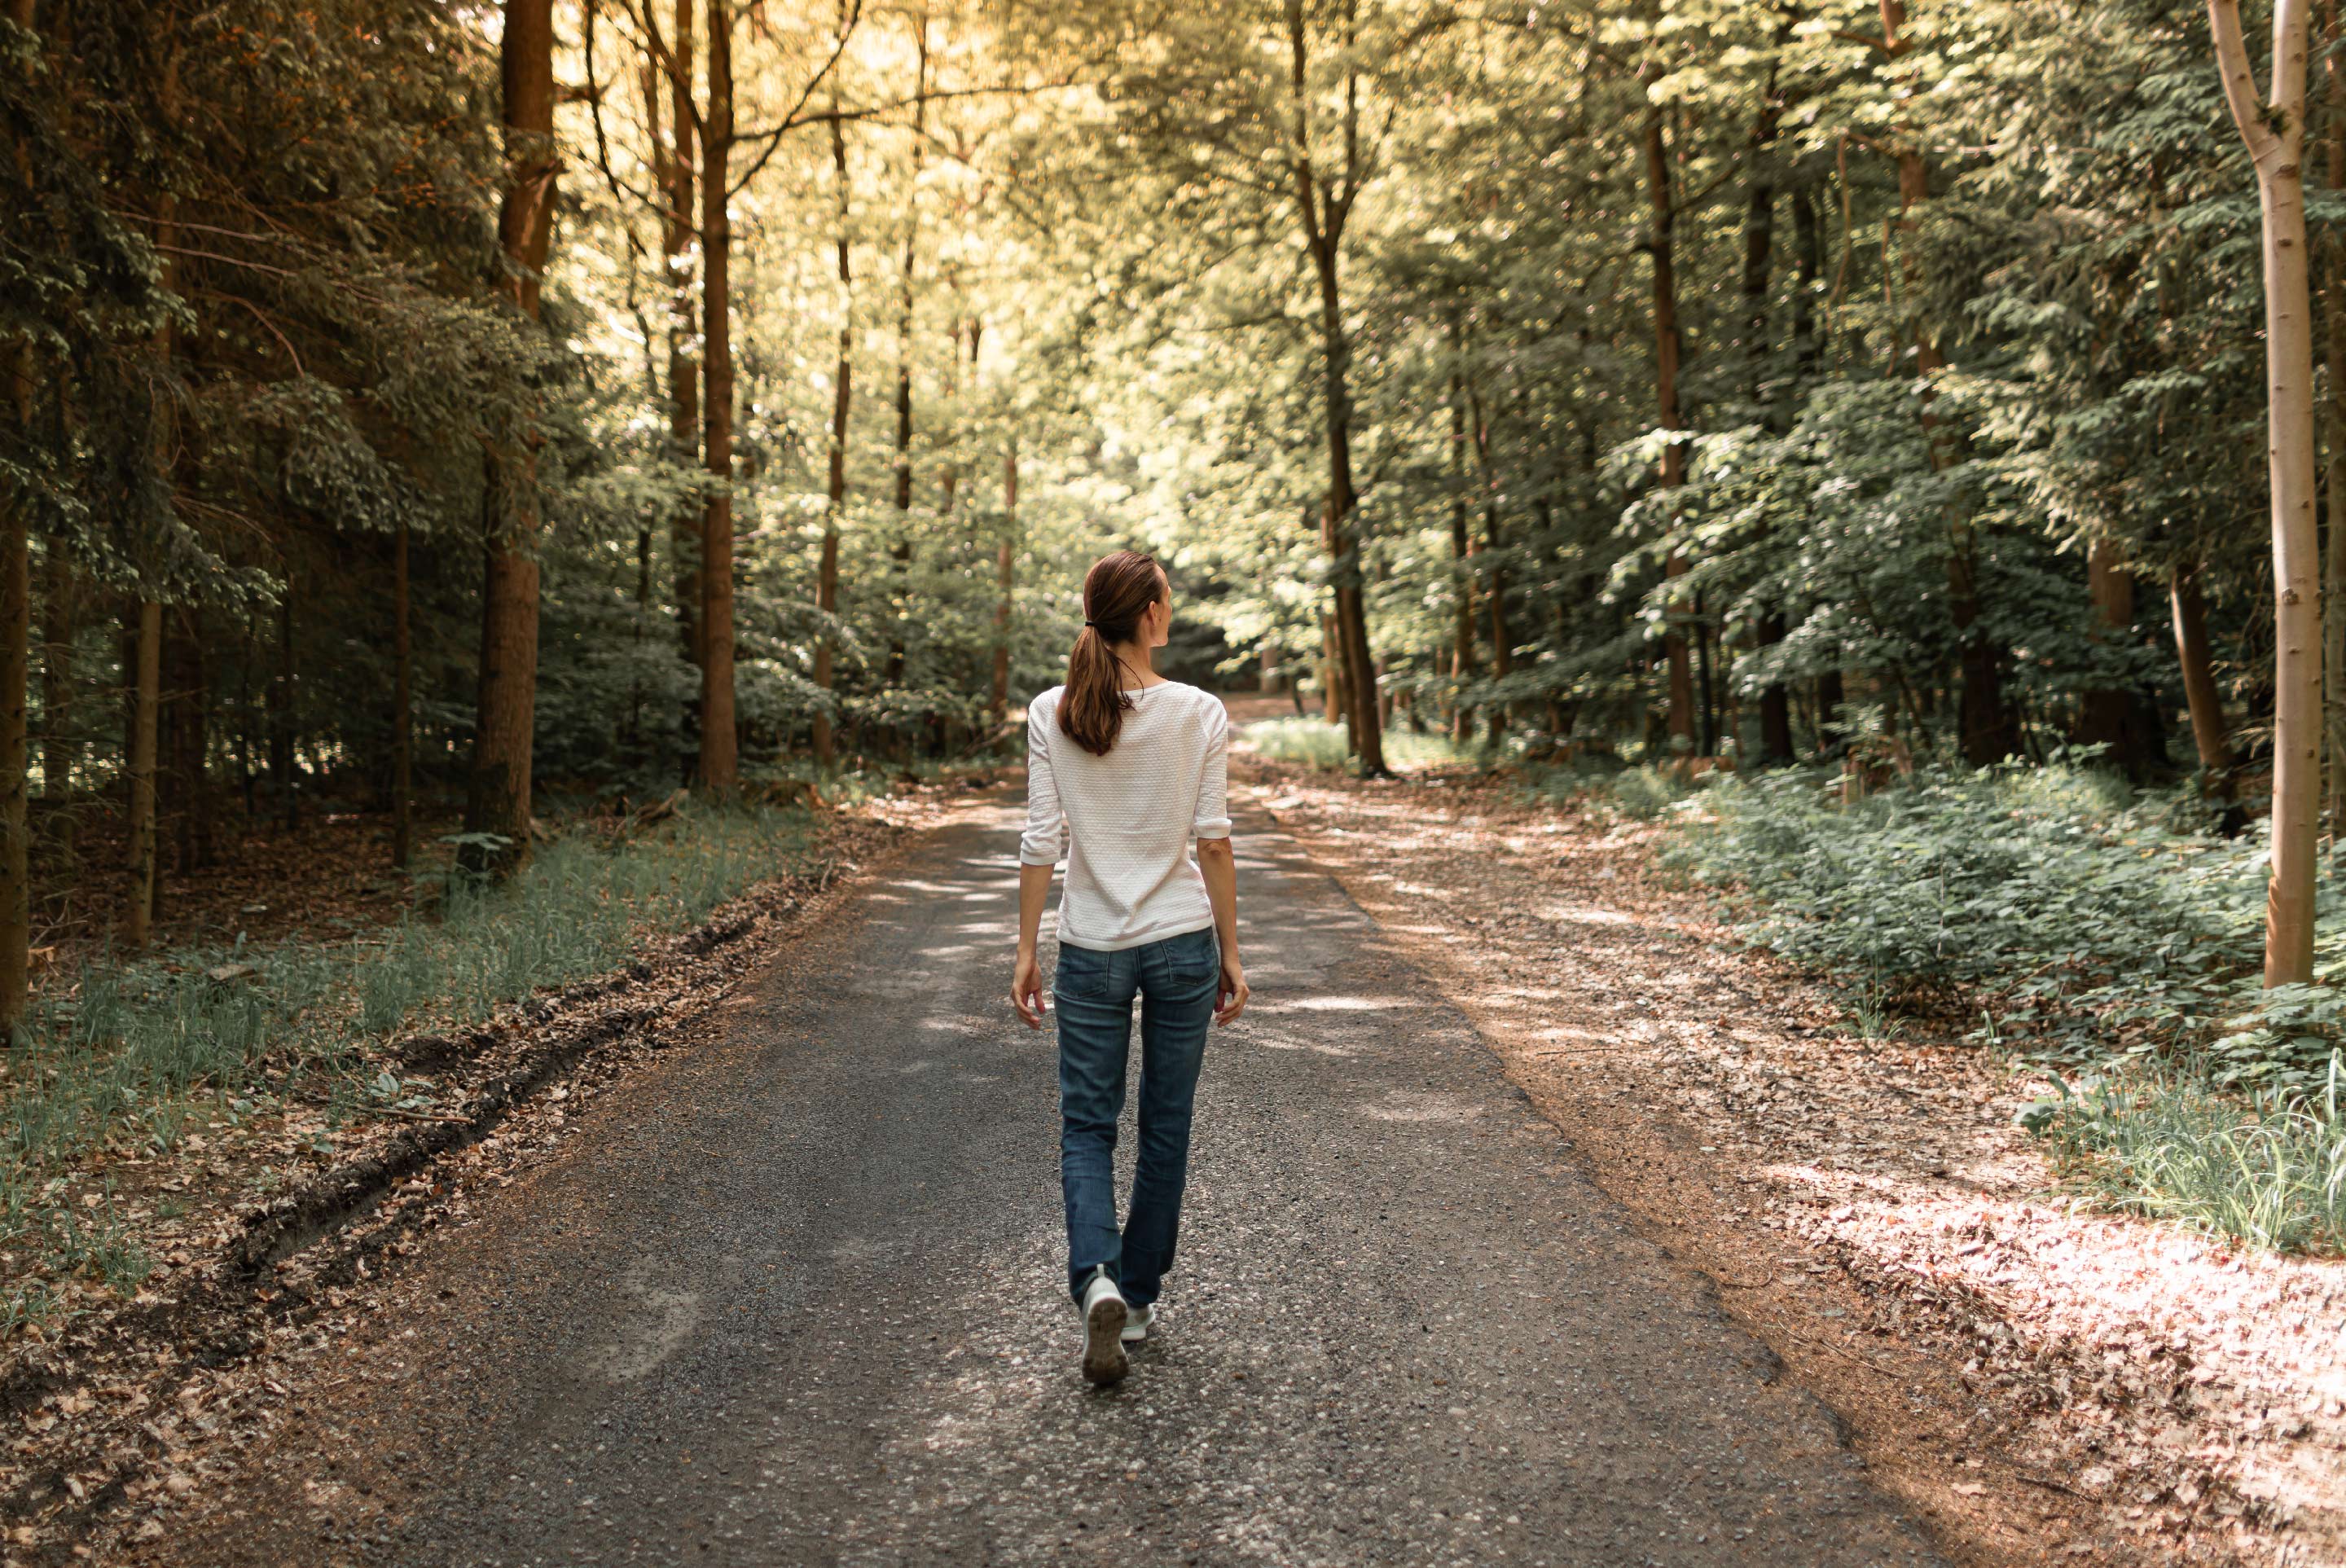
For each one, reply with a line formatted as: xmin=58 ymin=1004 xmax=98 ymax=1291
xmin=2210 ymin=0 xmax=2283 ymax=160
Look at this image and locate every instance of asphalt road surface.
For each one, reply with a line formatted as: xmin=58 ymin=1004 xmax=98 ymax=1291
xmin=165 ymin=801 xmax=1944 ymax=1568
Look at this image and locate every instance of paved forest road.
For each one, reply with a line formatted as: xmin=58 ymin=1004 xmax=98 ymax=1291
xmin=166 ymin=802 xmax=1944 ymax=1568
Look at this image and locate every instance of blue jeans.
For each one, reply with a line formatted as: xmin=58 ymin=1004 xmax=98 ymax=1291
xmin=1053 ymin=925 xmax=1219 ymax=1307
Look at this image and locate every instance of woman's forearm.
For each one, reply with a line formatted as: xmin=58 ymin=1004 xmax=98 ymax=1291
xmin=1017 ymin=862 xmax=1055 ymax=955
xmin=1198 ymin=841 xmax=1238 ymax=960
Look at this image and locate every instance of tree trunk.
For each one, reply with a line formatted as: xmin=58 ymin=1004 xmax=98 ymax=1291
xmin=1757 ymin=615 xmax=1795 ymax=764
xmin=813 ymin=88 xmax=851 ymax=768
xmin=1740 ymin=86 xmax=1796 ymax=765
xmin=1481 ymin=496 xmax=1512 ymax=742
xmin=1644 ymin=96 xmax=1696 ymax=750
xmin=991 ymin=437 xmax=1017 ymax=719
xmin=167 ymin=607 xmax=208 ymax=872
xmin=125 ymin=598 xmax=161 ymax=946
xmin=37 ymin=546 xmax=70 ymax=853
xmin=1793 ymin=184 xmax=1823 ymax=375
xmin=1320 ymin=609 xmax=1347 ymax=731
xmin=2211 ymin=0 xmax=2319 ymax=984
xmin=128 ymin=34 xmax=179 ymax=938
xmin=2171 ymin=566 xmax=2234 ymax=788
xmin=885 ymin=17 xmax=929 ymax=696
xmin=664 ymin=0 xmax=702 ymax=680
xmin=392 ymin=516 xmax=412 ymax=869
xmin=1467 ymin=389 xmax=1512 ymax=743
xmin=0 ymin=518 xmax=20 ymax=1025
xmin=0 ymin=0 xmax=30 ymax=1020
xmin=1287 ymin=0 xmax=1384 ymax=775
xmin=2326 ymin=0 xmax=2346 ymax=824
xmin=1738 ymin=155 xmax=1777 ymax=393
xmin=2077 ymin=538 xmax=2144 ymax=773
xmin=1447 ymin=337 xmax=1477 ymax=744
xmin=1817 ymin=667 xmax=1847 ymax=756
xmin=696 ymin=0 xmax=738 ymax=795
xmin=463 ymin=0 xmax=557 ymax=873
xmin=265 ymin=594 xmax=290 ymax=828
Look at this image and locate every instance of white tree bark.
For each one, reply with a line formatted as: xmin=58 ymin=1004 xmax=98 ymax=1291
xmin=2210 ymin=0 xmax=2320 ymax=986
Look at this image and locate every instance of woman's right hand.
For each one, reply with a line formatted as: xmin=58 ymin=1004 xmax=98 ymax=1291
xmin=1012 ymin=950 xmax=1047 ymax=1030
xmin=1215 ymin=955 xmax=1249 ymax=1026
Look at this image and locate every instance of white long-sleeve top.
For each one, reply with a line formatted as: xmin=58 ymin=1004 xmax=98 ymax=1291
xmin=1019 ymin=681 xmax=1232 ymax=951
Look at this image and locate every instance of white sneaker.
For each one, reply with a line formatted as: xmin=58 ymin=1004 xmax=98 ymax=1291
xmin=1079 ymin=1271 xmax=1128 ymax=1386
xmin=1122 ymin=1303 xmax=1153 ymax=1344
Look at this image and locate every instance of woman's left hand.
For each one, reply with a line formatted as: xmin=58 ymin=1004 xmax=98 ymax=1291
xmin=1011 ymin=951 xmax=1047 ymax=1030
xmin=1215 ymin=955 xmax=1249 ymax=1026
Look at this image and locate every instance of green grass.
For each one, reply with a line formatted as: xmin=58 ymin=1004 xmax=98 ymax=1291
xmin=2032 ymin=1063 xmax=2346 ymax=1254
xmin=1240 ymin=717 xmax=1479 ymax=772
xmin=0 ymin=802 xmax=819 ymax=1331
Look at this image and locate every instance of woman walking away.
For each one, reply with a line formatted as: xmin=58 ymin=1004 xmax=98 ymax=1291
xmin=1011 ymin=550 xmax=1249 ymax=1389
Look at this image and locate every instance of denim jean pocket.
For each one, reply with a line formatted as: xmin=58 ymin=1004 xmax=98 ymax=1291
xmin=1157 ymin=928 xmax=1219 ymax=986
xmin=1053 ymin=942 xmax=1114 ymax=999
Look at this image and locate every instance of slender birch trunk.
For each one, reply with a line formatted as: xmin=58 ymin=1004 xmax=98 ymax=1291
xmin=2211 ymin=0 xmax=2319 ymax=983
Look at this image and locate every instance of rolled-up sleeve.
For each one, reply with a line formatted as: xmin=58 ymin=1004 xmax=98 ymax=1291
xmin=1020 ymin=702 xmax=1068 ymax=866
xmin=1193 ymin=703 xmax=1232 ymax=841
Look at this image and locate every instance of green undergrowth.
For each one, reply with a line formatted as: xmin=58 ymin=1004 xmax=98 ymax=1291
xmin=1521 ymin=759 xmax=1705 ymax=822
xmin=1239 ymin=716 xmax=1482 ymax=772
xmin=1662 ymin=760 xmax=2346 ymax=1253
xmin=0 ymin=802 xmax=819 ymax=1329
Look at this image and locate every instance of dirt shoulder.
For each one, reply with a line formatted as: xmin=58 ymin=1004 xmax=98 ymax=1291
xmin=1231 ymin=746 xmax=2346 ymax=1568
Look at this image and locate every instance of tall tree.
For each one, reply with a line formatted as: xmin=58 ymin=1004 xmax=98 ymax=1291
xmin=813 ymin=99 xmax=851 ymax=768
xmin=2209 ymin=0 xmax=2318 ymax=985
xmin=0 ymin=0 xmax=33 ymax=1023
xmin=1285 ymin=0 xmax=1386 ymax=775
xmin=696 ymin=0 xmax=739 ymax=794
xmin=1446 ymin=324 xmax=1478 ymax=744
xmin=991 ymin=435 xmax=1017 ymax=720
xmin=463 ymin=0 xmax=560 ymax=873
xmin=127 ymin=36 xmax=183 ymax=945
xmin=662 ymin=0 xmax=703 ymax=683
xmin=885 ymin=12 xmax=929 ymax=693
xmin=1642 ymin=78 xmax=1696 ymax=752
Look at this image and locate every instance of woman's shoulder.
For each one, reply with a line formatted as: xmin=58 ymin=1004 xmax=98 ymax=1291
xmin=1156 ymin=682 xmax=1229 ymax=725
xmin=1027 ymin=685 xmax=1065 ymax=718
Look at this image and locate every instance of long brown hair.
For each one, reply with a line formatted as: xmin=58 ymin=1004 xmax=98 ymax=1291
xmin=1058 ymin=550 xmax=1166 ymax=757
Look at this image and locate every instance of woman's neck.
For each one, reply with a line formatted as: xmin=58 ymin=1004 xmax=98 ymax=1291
xmin=1105 ymin=643 xmax=1163 ymax=689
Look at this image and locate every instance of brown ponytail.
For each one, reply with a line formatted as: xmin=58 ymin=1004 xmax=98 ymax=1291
xmin=1058 ymin=550 xmax=1166 ymax=757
